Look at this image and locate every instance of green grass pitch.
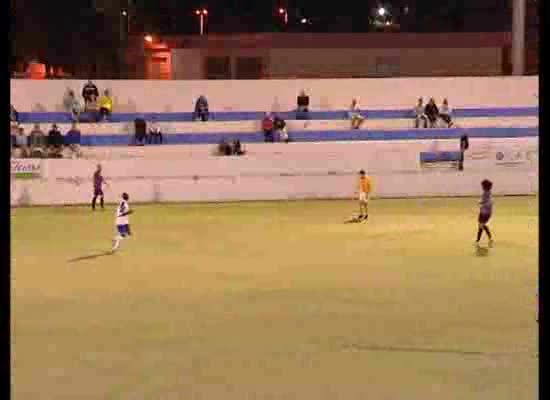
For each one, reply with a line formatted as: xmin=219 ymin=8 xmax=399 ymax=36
xmin=11 ymin=197 xmax=538 ymax=400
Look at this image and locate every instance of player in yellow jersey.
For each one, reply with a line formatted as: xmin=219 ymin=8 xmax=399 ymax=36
xmin=357 ymin=170 xmax=372 ymax=221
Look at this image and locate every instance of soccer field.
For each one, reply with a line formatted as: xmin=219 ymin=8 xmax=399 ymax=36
xmin=11 ymin=197 xmax=538 ymax=400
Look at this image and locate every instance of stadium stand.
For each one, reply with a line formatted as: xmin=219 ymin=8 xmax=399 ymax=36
xmin=10 ymin=105 xmax=537 ymax=154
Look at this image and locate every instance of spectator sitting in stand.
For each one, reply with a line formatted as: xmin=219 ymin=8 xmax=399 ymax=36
xmin=29 ymin=124 xmax=47 ymax=158
xmin=82 ymin=80 xmax=99 ymax=112
xmin=64 ymin=122 xmax=82 ymax=158
xmin=279 ymin=124 xmax=289 ymax=143
xmin=11 ymin=119 xmax=19 ymax=134
xmin=414 ymin=98 xmax=428 ymax=128
xmin=217 ymin=139 xmax=245 ymax=156
xmin=48 ymin=124 xmax=64 ymax=158
xmin=14 ymin=126 xmax=29 ymax=158
xmin=10 ymin=104 xmax=18 ymax=123
xmin=262 ymin=112 xmax=274 ymax=142
xmin=97 ymin=90 xmax=113 ymax=122
xmin=218 ymin=139 xmax=232 ymax=156
xmin=459 ymin=132 xmax=469 ymax=171
xmin=296 ymin=90 xmax=310 ymax=120
xmin=63 ymin=89 xmax=81 ymax=122
xmin=147 ymin=118 xmax=163 ymax=144
xmin=134 ymin=116 xmax=147 ymax=145
xmin=232 ymin=139 xmax=245 ymax=155
xmin=273 ymin=114 xmax=289 ymax=143
xmin=425 ymin=98 xmax=439 ymax=128
xmin=11 ymin=130 xmax=15 ymax=157
xmin=349 ymin=98 xmax=366 ymax=129
xmin=194 ymin=95 xmax=209 ymax=121
xmin=11 ymin=122 xmax=19 ymax=155
xmin=439 ymin=98 xmax=454 ymax=128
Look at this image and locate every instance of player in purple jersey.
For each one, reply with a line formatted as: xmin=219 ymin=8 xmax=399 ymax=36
xmin=475 ymin=179 xmax=494 ymax=247
xmin=536 ymin=281 xmax=539 ymax=323
xmin=92 ymin=164 xmax=108 ymax=211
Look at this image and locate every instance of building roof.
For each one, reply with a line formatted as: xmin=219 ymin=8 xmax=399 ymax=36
xmin=160 ymin=32 xmax=512 ymax=50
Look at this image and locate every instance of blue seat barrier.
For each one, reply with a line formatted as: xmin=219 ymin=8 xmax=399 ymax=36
xmin=78 ymin=126 xmax=538 ymax=147
xmin=419 ymin=151 xmax=462 ymax=163
xmin=17 ymin=107 xmax=538 ymax=124
xmin=452 ymin=107 xmax=538 ymax=118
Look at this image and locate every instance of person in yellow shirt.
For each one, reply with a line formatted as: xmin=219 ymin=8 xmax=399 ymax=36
xmin=357 ymin=170 xmax=372 ymax=221
xmin=98 ymin=90 xmax=113 ymax=122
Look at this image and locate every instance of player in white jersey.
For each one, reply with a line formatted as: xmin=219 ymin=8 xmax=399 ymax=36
xmin=111 ymin=193 xmax=133 ymax=252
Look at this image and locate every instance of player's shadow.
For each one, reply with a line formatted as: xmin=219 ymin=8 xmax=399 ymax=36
xmin=68 ymin=251 xmax=113 ymax=263
xmin=475 ymin=247 xmax=490 ymax=257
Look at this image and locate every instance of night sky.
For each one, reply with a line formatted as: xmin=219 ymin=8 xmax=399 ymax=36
xmin=126 ymin=0 xmax=513 ymax=34
xmin=11 ymin=0 xmax=532 ymax=73
xmin=13 ymin=0 xmax=514 ymax=35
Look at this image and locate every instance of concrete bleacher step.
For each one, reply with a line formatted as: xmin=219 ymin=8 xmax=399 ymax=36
xmin=15 ymin=107 xmax=539 ymax=124
xmin=79 ymin=142 xmax=394 ymax=161
xmin=79 ymin=140 xmax=485 ymax=162
xmin=19 ymin=120 xmax=261 ymax=135
xmin=363 ymin=116 xmax=538 ymax=130
xmin=19 ymin=116 xmax=538 ymax=136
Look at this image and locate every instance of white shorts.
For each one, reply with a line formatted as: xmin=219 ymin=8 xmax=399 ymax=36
xmin=359 ymin=192 xmax=369 ymax=202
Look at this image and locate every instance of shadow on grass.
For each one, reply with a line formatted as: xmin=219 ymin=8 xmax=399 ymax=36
xmin=344 ymin=217 xmax=364 ymax=224
xmin=475 ymin=246 xmax=490 ymax=257
xmin=68 ymin=251 xmax=113 ymax=263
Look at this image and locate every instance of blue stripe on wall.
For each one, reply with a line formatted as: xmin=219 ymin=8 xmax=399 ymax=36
xmin=79 ymin=127 xmax=538 ymax=146
xmin=420 ymin=151 xmax=462 ymax=162
xmin=18 ymin=107 xmax=538 ymax=124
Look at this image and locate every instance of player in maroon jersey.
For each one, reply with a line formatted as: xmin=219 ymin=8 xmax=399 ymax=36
xmin=92 ymin=164 xmax=108 ymax=211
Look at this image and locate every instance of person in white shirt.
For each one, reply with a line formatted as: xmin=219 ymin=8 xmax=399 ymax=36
xmin=63 ymin=89 xmax=81 ymax=122
xmin=439 ymin=98 xmax=454 ymax=128
xmin=414 ymin=98 xmax=428 ymax=128
xmin=148 ymin=119 xmax=163 ymax=144
xmin=349 ymin=98 xmax=365 ymax=129
xmin=111 ymin=192 xmax=134 ymax=252
xmin=279 ymin=125 xmax=289 ymax=143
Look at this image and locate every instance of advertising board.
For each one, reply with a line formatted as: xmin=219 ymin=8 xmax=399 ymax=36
xmin=10 ymin=159 xmax=42 ymax=179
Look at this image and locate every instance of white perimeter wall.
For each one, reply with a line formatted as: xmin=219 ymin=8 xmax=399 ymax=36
xmin=11 ymin=138 xmax=538 ymax=206
xmin=10 ymin=76 xmax=539 ymax=113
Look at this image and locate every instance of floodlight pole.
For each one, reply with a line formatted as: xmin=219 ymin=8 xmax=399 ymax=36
xmin=511 ymin=0 xmax=526 ymax=75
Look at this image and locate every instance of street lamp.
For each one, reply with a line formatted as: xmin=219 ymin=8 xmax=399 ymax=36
xmin=372 ymin=5 xmax=391 ymax=28
xmin=121 ymin=9 xmax=130 ymax=35
xmin=278 ymin=8 xmax=288 ymax=24
xmin=195 ymin=9 xmax=208 ymax=36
